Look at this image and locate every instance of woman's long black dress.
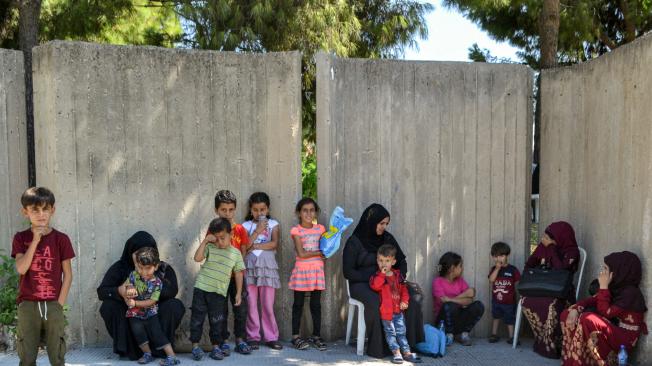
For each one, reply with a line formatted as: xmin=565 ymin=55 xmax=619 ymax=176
xmin=97 ymin=231 xmax=186 ymax=360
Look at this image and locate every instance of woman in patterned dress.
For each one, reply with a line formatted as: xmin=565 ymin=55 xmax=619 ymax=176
xmin=521 ymin=221 xmax=580 ymax=358
xmin=560 ymin=251 xmax=647 ymax=366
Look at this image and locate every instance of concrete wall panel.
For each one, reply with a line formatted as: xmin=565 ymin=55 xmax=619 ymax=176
xmin=540 ymin=33 xmax=652 ymax=361
xmin=0 ymin=49 xmax=28 ymax=255
xmin=32 ymin=41 xmax=302 ymax=346
xmin=317 ymin=54 xmax=533 ymax=336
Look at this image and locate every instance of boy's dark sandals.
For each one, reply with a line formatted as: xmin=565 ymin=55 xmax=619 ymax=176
xmin=247 ymin=340 xmax=260 ymax=350
xmin=507 ymin=337 xmax=520 ymax=345
xmin=308 ymin=336 xmax=327 ymax=351
xmin=209 ymin=347 xmax=225 ymax=360
xmin=220 ymin=343 xmax=231 ymax=356
xmin=191 ymin=347 xmax=204 ymax=361
xmin=291 ymin=337 xmax=310 ymax=350
xmin=159 ymin=356 xmax=180 ymax=366
xmin=488 ymin=334 xmax=500 ymax=343
xmin=265 ymin=340 xmax=283 ymax=350
xmin=235 ymin=341 xmax=252 ymax=354
xmin=138 ymin=352 xmax=154 ymax=364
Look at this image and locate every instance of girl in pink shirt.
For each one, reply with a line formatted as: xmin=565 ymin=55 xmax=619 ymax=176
xmin=432 ymin=252 xmax=484 ymax=346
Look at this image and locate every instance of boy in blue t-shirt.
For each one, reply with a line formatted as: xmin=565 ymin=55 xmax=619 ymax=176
xmin=487 ymin=242 xmax=521 ymax=344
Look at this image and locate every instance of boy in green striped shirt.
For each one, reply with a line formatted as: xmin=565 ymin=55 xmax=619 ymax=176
xmin=190 ymin=218 xmax=245 ymax=361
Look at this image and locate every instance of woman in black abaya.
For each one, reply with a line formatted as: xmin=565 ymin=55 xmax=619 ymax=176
xmin=97 ymin=231 xmax=185 ymax=360
xmin=342 ymin=203 xmax=425 ymax=358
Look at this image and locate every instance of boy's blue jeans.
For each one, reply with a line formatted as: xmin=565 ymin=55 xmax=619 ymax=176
xmin=381 ymin=313 xmax=410 ymax=353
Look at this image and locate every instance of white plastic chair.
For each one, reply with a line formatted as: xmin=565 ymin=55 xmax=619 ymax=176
xmin=345 ymin=280 xmax=366 ymax=355
xmin=513 ymin=246 xmax=587 ymax=348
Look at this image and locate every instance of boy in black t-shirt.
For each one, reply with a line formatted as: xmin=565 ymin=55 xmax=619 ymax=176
xmin=488 ymin=242 xmax=521 ymax=344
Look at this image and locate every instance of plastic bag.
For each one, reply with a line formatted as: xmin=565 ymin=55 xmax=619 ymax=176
xmin=319 ymin=206 xmax=353 ymax=258
xmin=415 ymin=324 xmax=446 ymax=358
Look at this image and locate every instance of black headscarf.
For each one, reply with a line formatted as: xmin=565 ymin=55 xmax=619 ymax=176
xmin=119 ymin=231 xmax=157 ymax=269
xmin=352 ymin=203 xmax=406 ymax=264
xmin=97 ymin=231 xmax=176 ymax=301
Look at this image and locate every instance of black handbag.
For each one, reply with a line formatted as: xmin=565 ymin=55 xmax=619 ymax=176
xmin=517 ymin=267 xmax=573 ymax=298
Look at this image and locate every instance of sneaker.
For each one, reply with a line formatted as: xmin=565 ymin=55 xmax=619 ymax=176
xmin=159 ymin=356 xmax=180 ymax=366
xmin=209 ymin=347 xmax=225 ymax=360
xmin=220 ymin=343 xmax=231 ymax=357
xmin=191 ymin=347 xmax=204 ymax=361
xmin=445 ymin=333 xmax=454 ymax=346
xmin=456 ymin=332 xmax=472 ymax=346
xmin=488 ymin=334 xmax=499 ymax=343
xmin=138 ymin=352 xmax=155 ymax=364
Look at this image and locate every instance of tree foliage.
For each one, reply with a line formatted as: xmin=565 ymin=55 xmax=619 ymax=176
xmin=445 ymin=0 xmax=652 ymax=68
xmin=0 ymin=0 xmax=182 ymax=49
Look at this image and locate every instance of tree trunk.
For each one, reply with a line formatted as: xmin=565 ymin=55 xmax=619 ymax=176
xmin=539 ymin=0 xmax=559 ymax=69
xmin=533 ymin=74 xmax=541 ymax=166
xmin=535 ymin=0 xmax=559 ymax=176
xmin=18 ymin=0 xmax=41 ymax=187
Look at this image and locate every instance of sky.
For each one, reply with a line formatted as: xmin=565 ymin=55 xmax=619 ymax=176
xmin=403 ymin=0 xmax=520 ymax=62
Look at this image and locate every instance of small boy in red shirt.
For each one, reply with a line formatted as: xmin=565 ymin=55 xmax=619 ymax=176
xmin=370 ymin=244 xmax=421 ymax=364
xmin=488 ymin=241 xmax=521 ymax=344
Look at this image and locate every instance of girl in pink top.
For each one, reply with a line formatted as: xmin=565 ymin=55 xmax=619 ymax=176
xmin=288 ymin=198 xmax=327 ymax=351
xmin=432 ymin=252 xmax=484 ymax=346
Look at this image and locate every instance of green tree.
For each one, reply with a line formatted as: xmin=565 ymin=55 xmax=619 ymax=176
xmin=450 ymin=0 xmax=652 ymax=164
xmin=445 ymin=0 xmax=652 ymax=68
xmin=2 ymin=1 xmax=182 ymax=49
xmin=155 ymin=0 xmax=433 ymax=198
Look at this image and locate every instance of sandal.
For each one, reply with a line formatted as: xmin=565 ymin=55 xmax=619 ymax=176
xmin=219 ymin=343 xmax=231 ymax=357
xmin=488 ymin=334 xmax=500 ymax=343
xmin=235 ymin=341 xmax=252 ymax=354
xmin=209 ymin=347 xmax=224 ymax=360
xmin=392 ymin=354 xmax=404 ymax=364
xmin=308 ymin=336 xmax=327 ymax=351
xmin=507 ymin=337 xmax=520 ymax=345
xmin=291 ymin=337 xmax=310 ymax=350
xmin=403 ymin=353 xmax=422 ymax=363
xmin=265 ymin=340 xmax=283 ymax=350
xmin=159 ymin=356 xmax=180 ymax=366
xmin=248 ymin=340 xmax=260 ymax=350
xmin=191 ymin=347 xmax=204 ymax=361
xmin=138 ymin=352 xmax=155 ymax=364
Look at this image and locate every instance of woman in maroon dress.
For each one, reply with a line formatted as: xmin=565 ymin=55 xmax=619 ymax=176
xmin=561 ymin=251 xmax=647 ymax=366
xmin=522 ymin=221 xmax=581 ymax=358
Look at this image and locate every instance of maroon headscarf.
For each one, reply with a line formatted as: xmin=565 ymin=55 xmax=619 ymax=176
xmin=528 ymin=221 xmax=580 ymax=271
xmin=545 ymin=221 xmax=580 ymax=260
xmin=604 ymin=251 xmax=647 ymax=313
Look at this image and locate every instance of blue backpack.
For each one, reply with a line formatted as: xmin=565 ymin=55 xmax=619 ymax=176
xmin=415 ymin=324 xmax=446 ymax=358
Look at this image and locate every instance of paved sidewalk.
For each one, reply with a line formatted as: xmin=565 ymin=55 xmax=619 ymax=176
xmin=0 ymin=339 xmax=558 ymax=365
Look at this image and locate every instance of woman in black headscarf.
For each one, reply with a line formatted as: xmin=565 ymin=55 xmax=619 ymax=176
xmin=97 ymin=231 xmax=185 ymax=360
xmin=342 ymin=203 xmax=425 ymax=358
